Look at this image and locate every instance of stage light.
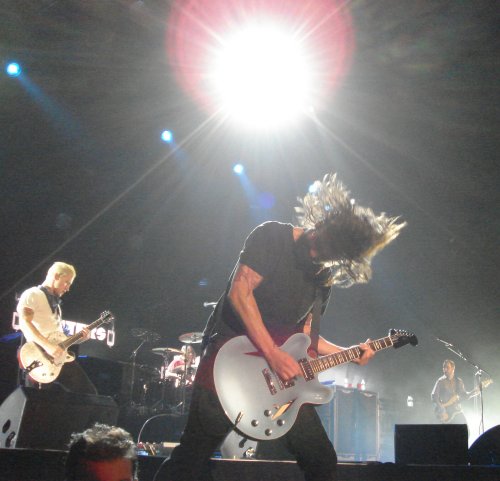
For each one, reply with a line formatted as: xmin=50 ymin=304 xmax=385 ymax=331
xmin=167 ymin=0 xmax=354 ymax=131
xmin=258 ymin=192 xmax=275 ymax=209
xmin=233 ymin=164 xmax=244 ymax=175
xmin=6 ymin=62 xmax=21 ymax=77
xmin=161 ymin=130 xmax=173 ymax=143
xmin=209 ymin=23 xmax=314 ymax=130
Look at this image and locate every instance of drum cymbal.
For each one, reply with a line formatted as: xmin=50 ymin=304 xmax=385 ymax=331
xmin=179 ymin=332 xmax=203 ymax=344
xmin=132 ymin=328 xmax=160 ymax=342
xmin=151 ymin=347 xmax=182 ymax=356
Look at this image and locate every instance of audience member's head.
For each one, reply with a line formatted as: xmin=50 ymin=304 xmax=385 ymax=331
xmin=65 ymin=423 xmax=138 ymax=481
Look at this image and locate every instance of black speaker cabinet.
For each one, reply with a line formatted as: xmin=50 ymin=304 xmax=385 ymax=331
xmin=317 ymin=386 xmax=379 ymax=461
xmin=0 ymin=386 xmax=118 ymax=450
xmin=395 ymin=424 xmax=468 ymax=465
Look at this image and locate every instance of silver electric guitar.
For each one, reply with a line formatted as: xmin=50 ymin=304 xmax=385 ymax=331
xmin=18 ymin=310 xmax=114 ymax=384
xmin=214 ymin=329 xmax=417 ymax=441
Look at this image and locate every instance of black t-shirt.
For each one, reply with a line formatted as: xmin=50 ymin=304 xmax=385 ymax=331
xmin=207 ymin=221 xmax=331 ymax=343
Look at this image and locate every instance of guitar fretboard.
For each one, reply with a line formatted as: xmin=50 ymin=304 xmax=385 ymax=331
xmin=59 ymin=312 xmax=113 ymax=350
xmin=309 ymin=335 xmax=394 ymax=374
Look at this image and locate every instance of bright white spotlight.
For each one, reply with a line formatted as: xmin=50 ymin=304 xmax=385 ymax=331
xmin=233 ymin=164 xmax=245 ymax=175
xmin=161 ymin=130 xmax=173 ymax=143
xmin=210 ymin=23 xmax=314 ymax=130
xmin=6 ymin=62 xmax=21 ymax=77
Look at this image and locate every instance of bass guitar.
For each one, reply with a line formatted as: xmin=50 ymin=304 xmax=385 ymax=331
xmin=435 ymin=378 xmax=493 ymax=423
xmin=18 ymin=310 xmax=114 ymax=384
xmin=214 ymin=329 xmax=418 ymax=441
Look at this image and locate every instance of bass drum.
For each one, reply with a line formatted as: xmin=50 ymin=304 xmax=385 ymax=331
xmin=124 ymin=363 xmax=160 ymax=406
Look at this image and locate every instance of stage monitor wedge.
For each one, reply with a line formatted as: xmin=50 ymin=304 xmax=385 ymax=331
xmin=0 ymin=386 xmax=118 ymax=450
xmin=395 ymin=424 xmax=468 ymax=465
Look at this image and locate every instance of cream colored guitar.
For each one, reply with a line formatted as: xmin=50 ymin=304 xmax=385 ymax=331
xmin=18 ymin=311 xmax=114 ymax=384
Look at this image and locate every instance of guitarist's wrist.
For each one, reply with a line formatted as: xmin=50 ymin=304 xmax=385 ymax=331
xmin=262 ymin=342 xmax=279 ymax=357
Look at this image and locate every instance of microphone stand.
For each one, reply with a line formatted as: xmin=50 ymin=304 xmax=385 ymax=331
xmin=437 ymin=338 xmax=492 ymax=436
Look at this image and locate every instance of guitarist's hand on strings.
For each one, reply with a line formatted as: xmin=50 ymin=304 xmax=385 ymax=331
xmin=266 ymin=346 xmax=302 ymax=382
xmin=352 ymin=339 xmax=375 ymax=366
xmin=43 ymin=341 xmax=65 ymax=362
xmin=80 ymin=327 xmax=91 ymax=341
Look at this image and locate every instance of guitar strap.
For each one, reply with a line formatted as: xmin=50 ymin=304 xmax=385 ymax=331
xmin=38 ymin=285 xmax=61 ymax=314
xmin=309 ymin=289 xmax=323 ymax=357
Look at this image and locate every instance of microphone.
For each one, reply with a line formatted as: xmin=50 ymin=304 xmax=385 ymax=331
xmin=436 ymin=337 xmax=453 ymax=346
xmin=203 ymin=302 xmax=217 ymax=308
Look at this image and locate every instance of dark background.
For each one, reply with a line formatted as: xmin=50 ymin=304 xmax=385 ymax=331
xmin=0 ymin=0 xmax=498 ymax=458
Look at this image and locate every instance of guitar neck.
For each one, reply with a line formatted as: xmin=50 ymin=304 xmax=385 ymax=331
xmin=58 ymin=315 xmax=110 ymax=350
xmin=309 ymin=336 xmax=393 ymax=374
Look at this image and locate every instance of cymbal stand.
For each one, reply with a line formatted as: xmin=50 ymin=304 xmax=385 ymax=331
xmin=129 ymin=339 xmax=147 ymax=407
xmin=177 ymin=351 xmax=192 ymax=415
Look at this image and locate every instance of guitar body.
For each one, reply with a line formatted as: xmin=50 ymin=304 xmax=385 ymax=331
xmin=19 ymin=331 xmax=75 ymax=384
xmin=214 ymin=328 xmax=418 ymax=441
xmin=440 ymin=410 xmax=462 ymax=424
xmin=214 ymin=333 xmax=334 ymax=441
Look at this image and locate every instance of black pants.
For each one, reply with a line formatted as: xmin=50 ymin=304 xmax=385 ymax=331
xmin=160 ymin=375 xmax=337 ymax=481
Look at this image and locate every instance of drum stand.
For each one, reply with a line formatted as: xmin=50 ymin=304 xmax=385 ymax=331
xmin=172 ymin=352 xmax=192 ymax=415
xmin=127 ymin=329 xmax=160 ymax=412
xmin=128 ymin=339 xmax=147 ymax=408
xmin=150 ymin=354 xmax=176 ymax=413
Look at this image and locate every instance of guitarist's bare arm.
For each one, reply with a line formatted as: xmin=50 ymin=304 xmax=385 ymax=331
xmin=19 ymin=307 xmax=65 ymax=359
xmin=317 ymin=336 xmax=375 ymax=366
xmin=228 ymin=262 xmax=302 ymax=381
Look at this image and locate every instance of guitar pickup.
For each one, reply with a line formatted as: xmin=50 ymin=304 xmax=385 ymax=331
xmin=262 ymin=368 xmax=277 ymax=395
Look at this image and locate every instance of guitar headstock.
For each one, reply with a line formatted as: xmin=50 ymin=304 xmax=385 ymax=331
xmin=481 ymin=378 xmax=493 ymax=389
xmin=100 ymin=310 xmax=115 ymax=324
xmin=389 ymin=329 xmax=418 ymax=349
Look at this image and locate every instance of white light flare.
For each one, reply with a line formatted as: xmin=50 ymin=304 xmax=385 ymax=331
xmin=209 ymin=24 xmax=314 ymax=130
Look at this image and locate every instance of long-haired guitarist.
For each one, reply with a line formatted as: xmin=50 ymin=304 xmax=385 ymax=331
xmin=16 ymin=261 xmax=97 ymax=394
xmin=160 ymin=174 xmax=406 ymax=481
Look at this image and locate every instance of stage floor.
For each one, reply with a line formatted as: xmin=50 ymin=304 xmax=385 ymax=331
xmin=1 ymin=448 xmax=500 ymax=481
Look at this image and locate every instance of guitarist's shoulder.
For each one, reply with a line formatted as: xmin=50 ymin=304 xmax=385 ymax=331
xmin=17 ymin=286 xmax=44 ymax=304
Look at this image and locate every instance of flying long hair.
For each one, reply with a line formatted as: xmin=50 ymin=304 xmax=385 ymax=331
xmin=295 ymin=173 xmax=406 ymax=287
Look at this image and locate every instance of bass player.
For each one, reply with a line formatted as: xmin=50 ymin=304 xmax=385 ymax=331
xmin=16 ymin=261 xmax=97 ymax=394
xmin=431 ymin=359 xmax=488 ymax=427
xmin=160 ymin=173 xmax=406 ymax=481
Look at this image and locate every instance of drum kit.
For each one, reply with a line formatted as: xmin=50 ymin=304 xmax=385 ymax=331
xmin=128 ymin=329 xmax=203 ymax=415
